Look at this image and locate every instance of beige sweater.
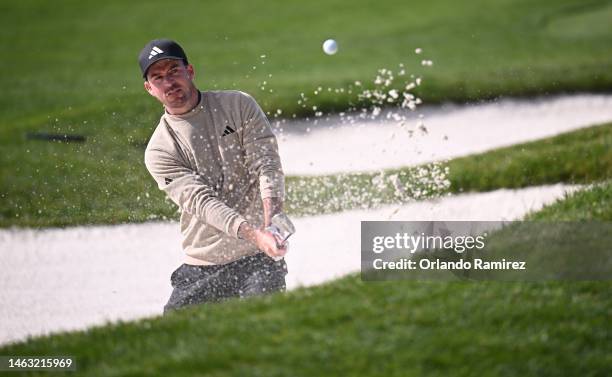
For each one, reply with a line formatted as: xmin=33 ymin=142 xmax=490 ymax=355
xmin=144 ymin=90 xmax=285 ymax=265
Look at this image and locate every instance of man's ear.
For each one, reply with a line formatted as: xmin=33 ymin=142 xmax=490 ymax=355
xmin=186 ymin=64 xmax=195 ymax=80
xmin=144 ymin=80 xmax=153 ymax=95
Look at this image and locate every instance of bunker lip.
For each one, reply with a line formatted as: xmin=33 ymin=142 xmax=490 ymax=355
xmin=0 ymin=184 xmax=579 ymax=346
xmin=275 ymin=94 xmax=612 ymax=175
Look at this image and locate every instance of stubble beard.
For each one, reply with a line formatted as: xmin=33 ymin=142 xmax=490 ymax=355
xmin=165 ymin=87 xmax=188 ymax=106
xmin=163 ymin=84 xmax=199 ymax=114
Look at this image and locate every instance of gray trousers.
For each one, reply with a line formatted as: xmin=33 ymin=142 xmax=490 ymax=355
xmin=163 ymin=252 xmax=288 ymax=314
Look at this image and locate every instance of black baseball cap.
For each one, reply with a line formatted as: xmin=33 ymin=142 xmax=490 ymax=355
xmin=138 ymin=39 xmax=189 ymax=79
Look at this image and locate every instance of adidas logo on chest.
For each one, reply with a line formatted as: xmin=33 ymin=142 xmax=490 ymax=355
xmin=221 ymin=125 xmax=236 ymax=137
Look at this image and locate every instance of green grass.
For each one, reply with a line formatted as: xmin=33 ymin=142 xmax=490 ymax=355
xmin=1 ymin=182 xmax=610 ymax=376
xmin=447 ymin=122 xmax=612 ymax=192
xmin=527 ymin=180 xmax=612 ymax=221
xmin=1 ymin=0 xmax=612 ymax=123
xmin=2 ymin=0 xmax=612 ymax=227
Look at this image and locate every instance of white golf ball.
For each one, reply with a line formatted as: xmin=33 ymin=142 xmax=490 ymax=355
xmin=323 ymin=39 xmax=338 ymax=55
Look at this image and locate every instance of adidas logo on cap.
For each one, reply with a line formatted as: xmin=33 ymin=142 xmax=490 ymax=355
xmin=139 ymin=39 xmax=189 ymax=78
xmin=148 ymin=46 xmax=164 ymax=60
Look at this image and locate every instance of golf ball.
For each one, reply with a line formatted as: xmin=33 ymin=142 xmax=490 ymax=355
xmin=323 ymin=39 xmax=338 ymax=55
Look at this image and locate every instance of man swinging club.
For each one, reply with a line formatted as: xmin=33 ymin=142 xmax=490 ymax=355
xmin=138 ymin=39 xmax=291 ymax=313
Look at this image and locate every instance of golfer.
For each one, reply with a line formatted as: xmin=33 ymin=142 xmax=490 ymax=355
xmin=138 ymin=39 xmax=288 ymax=314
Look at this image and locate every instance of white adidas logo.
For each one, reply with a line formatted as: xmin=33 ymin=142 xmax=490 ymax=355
xmin=148 ymin=46 xmax=164 ymax=60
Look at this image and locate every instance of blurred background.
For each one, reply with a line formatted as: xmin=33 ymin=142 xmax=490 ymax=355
xmin=1 ymin=0 xmax=611 ymax=227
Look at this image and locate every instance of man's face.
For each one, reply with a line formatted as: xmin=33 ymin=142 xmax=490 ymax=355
xmin=144 ymin=59 xmax=196 ymax=112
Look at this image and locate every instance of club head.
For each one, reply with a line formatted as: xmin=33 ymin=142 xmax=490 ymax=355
xmin=271 ymin=213 xmax=296 ymax=242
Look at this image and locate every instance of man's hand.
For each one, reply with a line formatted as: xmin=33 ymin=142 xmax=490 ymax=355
xmin=238 ymin=222 xmax=287 ymax=259
xmin=256 ymin=228 xmax=288 ymax=259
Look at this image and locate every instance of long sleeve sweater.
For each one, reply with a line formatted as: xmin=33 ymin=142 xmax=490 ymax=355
xmin=144 ymin=90 xmax=285 ymax=265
